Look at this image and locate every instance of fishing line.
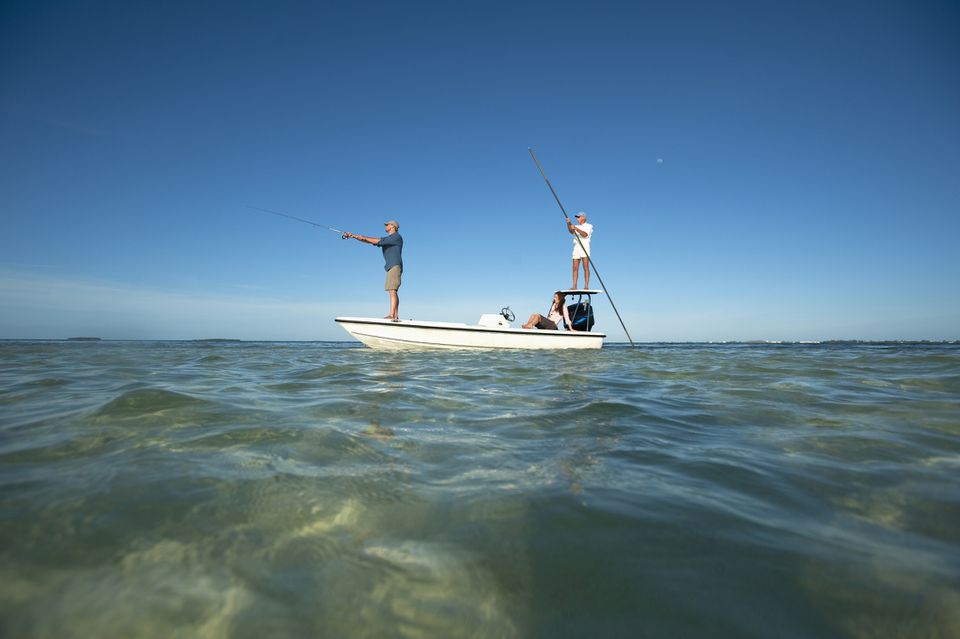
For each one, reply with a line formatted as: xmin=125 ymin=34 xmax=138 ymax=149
xmin=528 ymin=148 xmax=636 ymax=348
xmin=247 ymin=205 xmax=346 ymax=236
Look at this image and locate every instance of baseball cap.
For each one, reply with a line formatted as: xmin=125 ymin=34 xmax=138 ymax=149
xmin=384 ymin=220 xmax=400 ymax=229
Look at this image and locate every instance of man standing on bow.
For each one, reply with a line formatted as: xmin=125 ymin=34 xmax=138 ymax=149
xmin=343 ymin=220 xmax=404 ymax=320
xmin=566 ymin=211 xmax=593 ymax=290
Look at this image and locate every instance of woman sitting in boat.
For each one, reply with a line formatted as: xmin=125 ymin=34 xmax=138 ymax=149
xmin=522 ymin=292 xmax=577 ymax=330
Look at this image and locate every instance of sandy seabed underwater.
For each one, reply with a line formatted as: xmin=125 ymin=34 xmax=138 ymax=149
xmin=1 ymin=340 xmax=958 ymax=638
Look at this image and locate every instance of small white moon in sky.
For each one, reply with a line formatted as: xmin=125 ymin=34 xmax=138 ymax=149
xmin=657 ymin=158 xmax=664 ymax=164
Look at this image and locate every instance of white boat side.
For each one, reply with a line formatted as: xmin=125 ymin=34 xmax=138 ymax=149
xmin=335 ymin=317 xmax=605 ymax=350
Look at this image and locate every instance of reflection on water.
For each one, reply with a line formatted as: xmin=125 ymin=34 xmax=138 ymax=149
xmin=0 ymin=341 xmax=958 ymax=637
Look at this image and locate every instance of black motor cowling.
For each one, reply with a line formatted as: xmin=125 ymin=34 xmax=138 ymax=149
xmin=565 ymin=301 xmax=595 ymax=331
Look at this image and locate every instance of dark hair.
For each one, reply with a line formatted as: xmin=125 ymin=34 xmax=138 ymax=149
xmin=553 ymin=292 xmax=566 ymax=312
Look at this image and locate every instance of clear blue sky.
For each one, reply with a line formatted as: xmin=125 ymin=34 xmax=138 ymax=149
xmin=2 ymin=0 xmax=958 ymax=341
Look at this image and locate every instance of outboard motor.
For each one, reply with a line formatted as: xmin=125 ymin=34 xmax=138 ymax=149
xmin=566 ymin=293 xmax=595 ymax=332
xmin=565 ymin=299 xmax=595 ymax=331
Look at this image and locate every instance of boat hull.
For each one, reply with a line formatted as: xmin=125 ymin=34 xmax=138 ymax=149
xmin=335 ymin=317 xmax=604 ymax=350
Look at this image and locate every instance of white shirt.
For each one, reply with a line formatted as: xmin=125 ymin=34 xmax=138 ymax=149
xmin=572 ymin=222 xmax=593 ymax=257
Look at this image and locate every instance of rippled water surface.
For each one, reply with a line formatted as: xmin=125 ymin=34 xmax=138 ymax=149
xmin=1 ymin=340 xmax=958 ymax=638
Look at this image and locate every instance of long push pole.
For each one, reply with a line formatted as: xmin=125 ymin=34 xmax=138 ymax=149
xmin=528 ymin=148 xmax=636 ymax=347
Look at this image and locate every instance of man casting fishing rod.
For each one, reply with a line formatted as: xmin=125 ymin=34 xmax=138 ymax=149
xmin=342 ymin=220 xmax=404 ymax=321
xmin=247 ymin=206 xmax=405 ymax=321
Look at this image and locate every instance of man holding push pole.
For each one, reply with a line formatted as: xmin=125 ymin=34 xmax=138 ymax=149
xmin=343 ymin=220 xmax=404 ymax=321
xmin=566 ymin=212 xmax=593 ymax=289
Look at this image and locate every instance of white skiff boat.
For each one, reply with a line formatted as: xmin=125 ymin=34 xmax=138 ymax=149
xmin=336 ymin=290 xmax=606 ymax=350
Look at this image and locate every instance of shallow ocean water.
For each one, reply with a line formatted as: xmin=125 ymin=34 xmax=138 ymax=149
xmin=1 ymin=340 xmax=958 ymax=638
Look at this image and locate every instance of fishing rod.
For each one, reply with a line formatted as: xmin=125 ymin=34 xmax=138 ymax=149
xmin=247 ymin=205 xmax=347 ymax=236
xmin=528 ymin=147 xmax=636 ymax=348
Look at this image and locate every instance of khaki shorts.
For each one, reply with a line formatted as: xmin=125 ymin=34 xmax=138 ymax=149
xmin=385 ymin=266 xmax=402 ymax=290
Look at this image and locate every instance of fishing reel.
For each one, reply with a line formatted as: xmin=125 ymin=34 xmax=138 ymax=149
xmin=500 ymin=307 xmax=515 ymax=322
